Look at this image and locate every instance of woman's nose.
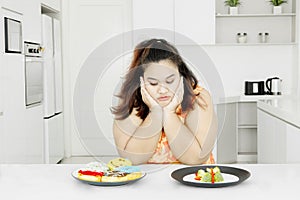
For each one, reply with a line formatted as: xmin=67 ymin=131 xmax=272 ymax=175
xmin=158 ymin=84 xmax=168 ymax=94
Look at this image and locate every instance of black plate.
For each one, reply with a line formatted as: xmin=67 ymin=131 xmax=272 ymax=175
xmin=171 ymin=165 xmax=250 ymax=188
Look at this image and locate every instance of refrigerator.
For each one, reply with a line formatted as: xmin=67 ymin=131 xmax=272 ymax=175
xmin=42 ymin=14 xmax=64 ymax=164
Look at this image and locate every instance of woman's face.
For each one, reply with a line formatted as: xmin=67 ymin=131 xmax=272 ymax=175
xmin=143 ymin=60 xmax=180 ymax=107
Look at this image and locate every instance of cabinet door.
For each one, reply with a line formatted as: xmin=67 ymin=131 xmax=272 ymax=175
xmin=22 ymin=1 xmax=42 ymax=43
xmin=0 ymin=115 xmax=3 ymax=163
xmin=41 ymin=0 xmax=61 ymax=12
xmin=257 ymin=109 xmax=287 ymax=164
xmin=44 ymin=113 xmax=64 ymax=164
xmin=257 ymin=109 xmax=276 ymax=163
xmin=174 ymin=0 xmax=215 ymax=45
xmin=1 ymin=0 xmax=24 ymax=13
xmin=216 ymin=103 xmax=237 ymax=163
xmin=286 ymin=124 xmax=300 ymax=163
xmin=53 ymin=18 xmax=63 ymax=113
xmin=132 ymin=0 xmax=174 ymax=44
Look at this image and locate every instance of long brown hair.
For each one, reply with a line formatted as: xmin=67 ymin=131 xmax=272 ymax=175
xmin=111 ymin=39 xmax=199 ymax=120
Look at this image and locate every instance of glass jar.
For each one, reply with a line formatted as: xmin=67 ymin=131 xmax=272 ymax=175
xmin=258 ymin=32 xmax=269 ymax=43
xmin=237 ymin=32 xmax=247 ymax=43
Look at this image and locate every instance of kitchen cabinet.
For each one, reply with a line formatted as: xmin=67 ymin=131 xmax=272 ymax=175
xmin=1 ymin=53 xmax=44 ymax=164
xmin=132 ymin=0 xmax=215 ymax=45
xmin=0 ymin=114 xmax=3 ymax=163
xmin=40 ymin=0 xmax=61 ymax=12
xmin=257 ymin=109 xmax=300 ymax=163
xmin=216 ymin=103 xmax=237 ymax=163
xmin=0 ymin=0 xmax=23 ymax=14
xmin=22 ymin=0 xmax=42 ymax=43
xmin=215 ymin=0 xmax=297 ymax=44
xmin=217 ymin=101 xmax=257 ymax=163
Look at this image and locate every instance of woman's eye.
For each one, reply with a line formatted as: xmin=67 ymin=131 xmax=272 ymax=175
xmin=166 ymin=79 xmax=174 ymax=84
xmin=149 ymin=82 xmax=158 ymax=86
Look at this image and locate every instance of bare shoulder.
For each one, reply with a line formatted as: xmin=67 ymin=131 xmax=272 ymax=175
xmin=129 ymin=108 xmax=143 ymax=125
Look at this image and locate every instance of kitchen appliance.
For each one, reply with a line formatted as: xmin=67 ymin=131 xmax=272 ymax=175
xmin=42 ymin=14 xmax=64 ymax=164
xmin=4 ymin=16 xmax=22 ymax=53
xmin=266 ymin=77 xmax=282 ymax=95
xmin=244 ymin=81 xmax=265 ymax=95
xmin=24 ymin=42 xmax=43 ymax=107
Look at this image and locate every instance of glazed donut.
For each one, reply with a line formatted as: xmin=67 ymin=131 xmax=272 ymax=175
xmin=102 ymin=171 xmax=128 ymax=182
xmin=107 ymin=157 xmax=132 ymax=170
xmin=126 ymin=172 xmax=143 ymax=181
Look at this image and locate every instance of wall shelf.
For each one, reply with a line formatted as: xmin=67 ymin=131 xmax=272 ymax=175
xmin=216 ymin=13 xmax=296 ymax=17
xmin=215 ymin=0 xmax=297 ymax=44
xmin=210 ymin=43 xmax=297 ymax=46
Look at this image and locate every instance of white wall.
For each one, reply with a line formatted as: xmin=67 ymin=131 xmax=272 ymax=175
xmin=62 ymin=0 xmax=132 ymax=157
xmin=202 ymin=45 xmax=297 ymax=97
xmin=62 ymin=0 xmax=299 ymax=157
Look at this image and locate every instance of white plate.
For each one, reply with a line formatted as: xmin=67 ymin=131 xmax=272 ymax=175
xmin=183 ymin=173 xmax=239 ymax=184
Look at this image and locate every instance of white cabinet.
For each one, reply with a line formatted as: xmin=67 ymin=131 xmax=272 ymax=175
xmin=132 ymin=0 xmax=215 ymax=45
xmin=1 ymin=53 xmax=44 ymax=164
xmin=286 ymin=124 xmax=300 ymax=163
xmin=237 ymin=102 xmax=257 ymax=163
xmin=216 ymin=103 xmax=237 ymax=163
xmin=258 ymin=109 xmax=300 ymax=163
xmin=215 ymin=0 xmax=297 ymax=44
xmin=0 ymin=0 xmax=24 ymax=14
xmin=217 ymin=101 xmax=257 ymax=163
xmin=40 ymin=0 xmax=61 ymax=12
xmin=174 ymin=0 xmax=215 ymax=45
xmin=22 ymin=0 xmax=42 ymax=43
xmin=0 ymin=114 xmax=3 ymax=163
xmin=44 ymin=113 xmax=64 ymax=164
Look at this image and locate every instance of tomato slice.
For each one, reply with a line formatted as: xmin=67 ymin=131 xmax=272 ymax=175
xmin=78 ymin=170 xmax=104 ymax=177
xmin=211 ymin=168 xmax=215 ymax=184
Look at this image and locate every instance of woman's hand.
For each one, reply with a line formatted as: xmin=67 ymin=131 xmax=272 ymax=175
xmin=140 ymin=77 xmax=160 ymax=110
xmin=164 ymin=76 xmax=184 ymax=113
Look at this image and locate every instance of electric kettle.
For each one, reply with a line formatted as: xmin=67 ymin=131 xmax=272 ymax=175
xmin=266 ymin=77 xmax=282 ymax=95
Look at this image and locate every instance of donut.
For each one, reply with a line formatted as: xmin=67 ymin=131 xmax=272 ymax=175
xmin=101 ymin=171 xmax=128 ymax=182
xmin=107 ymin=157 xmax=132 ymax=170
xmin=77 ymin=170 xmax=104 ymax=182
xmin=126 ymin=172 xmax=143 ymax=181
xmin=114 ymin=166 xmax=141 ymax=173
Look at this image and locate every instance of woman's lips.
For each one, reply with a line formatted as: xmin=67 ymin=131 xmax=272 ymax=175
xmin=158 ymin=96 xmax=170 ymax=101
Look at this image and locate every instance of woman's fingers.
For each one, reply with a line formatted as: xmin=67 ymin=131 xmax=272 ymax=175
xmin=140 ymin=76 xmax=159 ymax=109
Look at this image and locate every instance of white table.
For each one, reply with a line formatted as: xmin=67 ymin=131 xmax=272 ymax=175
xmin=0 ymin=164 xmax=299 ymax=200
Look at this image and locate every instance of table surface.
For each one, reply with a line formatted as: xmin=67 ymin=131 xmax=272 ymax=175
xmin=0 ymin=163 xmax=299 ymax=200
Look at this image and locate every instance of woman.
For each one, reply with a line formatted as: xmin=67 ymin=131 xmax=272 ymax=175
xmin=111 ymin=39 xmax=217 ymax=165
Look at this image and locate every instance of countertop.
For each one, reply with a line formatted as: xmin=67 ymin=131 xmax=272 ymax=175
xmin=0 ymin=164 xmax=299 ymax=200
xmin=257 ymin=97 xmax=300 ymax=128
xmin=216 ymin=95 xmax=282 ymax=104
